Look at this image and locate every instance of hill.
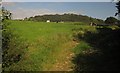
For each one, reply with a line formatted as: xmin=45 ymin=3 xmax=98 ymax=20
xmin=26 ymin=13 xmax=104 ymax=24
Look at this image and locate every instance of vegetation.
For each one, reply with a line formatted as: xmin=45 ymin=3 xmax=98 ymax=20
xmin=1 ymin=7 xmax=12 ymax=20
xmin=72 ymin=25 xmax=120 ymax=71
xmin=2 ymin=8 xmax=28 ymax=71
xmin=2 ymin=20 xmax=28 ymax=71
xmin=115 ymin=1 xmax=120 ymax=17
xmin=1 ymin=2 xmax=120 ymax=71
xmin=27 ymin=13 xmax=104 ymax=24
xmin=2 ymin=20 xmax=95 ymax=71
xmin=105 ymin=17 xmax=119 ymax=25
xmin=2 ymin=20 xmax=120 ymax=71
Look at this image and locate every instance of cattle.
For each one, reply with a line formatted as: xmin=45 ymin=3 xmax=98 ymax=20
xmin=90 ymin=22 xmax=97 ymax=26
xmin=46 ymin=20 xmax=50 ymax=23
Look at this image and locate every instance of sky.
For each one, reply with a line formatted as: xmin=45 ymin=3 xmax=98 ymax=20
xmin=2 ymin=0 xmax=119 ymax=2
xmin=2 ymin=2 xmax=117 ymax=20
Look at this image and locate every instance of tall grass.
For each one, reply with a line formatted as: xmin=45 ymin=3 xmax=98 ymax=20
xmin=3 ymin=20 xmax=78 ymax=70
xmin=3 ymin=20 xmax=102 ymax=71
xmin=72 ymin=25 xmax=120 ymax=71
xmin=2 ymin=20 xmax=28 ymax=71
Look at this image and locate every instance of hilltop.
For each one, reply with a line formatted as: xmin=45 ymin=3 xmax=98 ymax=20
xmin=25 ymin=13 xmax=104 ymax=24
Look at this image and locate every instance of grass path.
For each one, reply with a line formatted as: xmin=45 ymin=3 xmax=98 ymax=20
xmin=49 ymin=41 xmax=78 ymax=71
xmin=6 ymin=21 xmax=94 ymax=71
xmin=4 ymin=20 xmax=119 ymax=71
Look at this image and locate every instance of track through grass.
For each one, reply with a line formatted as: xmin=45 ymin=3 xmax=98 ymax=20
xmin=4 ymin=20 xmax=96 ymax=71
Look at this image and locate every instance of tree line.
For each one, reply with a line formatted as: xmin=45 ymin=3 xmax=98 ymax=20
xmin=25 ymin=13 xmax=104 ymax=24
xmin=25 ymin=13 xmax=120 ymax=25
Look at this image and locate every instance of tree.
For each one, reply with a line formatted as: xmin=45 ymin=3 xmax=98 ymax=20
xmin=115 ymin=1 xmax=120 ymax=19
xmin=2 ymin=7 xmax=12 ymax=20
xmin=105 ymin=17 xmax=118 ymax=24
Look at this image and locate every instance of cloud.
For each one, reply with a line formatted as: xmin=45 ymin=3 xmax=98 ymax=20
xmin=2 ymin=2 xmax=15 ymax=6
xmin=10 ymin=8 xmax=84 ymax=19
xmin=10 ymin=8 xmax=61 ymax=19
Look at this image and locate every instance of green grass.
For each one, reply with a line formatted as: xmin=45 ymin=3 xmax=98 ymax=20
xmin=4 ymin=20 xmax=97 ymax=71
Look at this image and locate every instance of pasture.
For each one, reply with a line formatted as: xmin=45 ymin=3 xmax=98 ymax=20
xmin=3 ymin=20 xmax=120 ymax=71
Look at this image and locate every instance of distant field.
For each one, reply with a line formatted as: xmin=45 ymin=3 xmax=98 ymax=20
xmin=3 ymin=20 xmax=98 ymax=71
xmin=8 ymin=21 xmax=94 ymax=41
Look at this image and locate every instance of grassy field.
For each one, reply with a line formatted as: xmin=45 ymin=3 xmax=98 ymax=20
xmin=3 ymin=20 xmax=120 ymax=71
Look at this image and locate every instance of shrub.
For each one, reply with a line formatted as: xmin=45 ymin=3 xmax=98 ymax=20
xmin=2 ymin=21 xmax=28 ymax=70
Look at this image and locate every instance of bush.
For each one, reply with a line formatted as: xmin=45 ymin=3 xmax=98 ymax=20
xmin=105 ymin=17 xmax=118 ymax=25
xmin=2 ymin=21 xmax=28 ymax=70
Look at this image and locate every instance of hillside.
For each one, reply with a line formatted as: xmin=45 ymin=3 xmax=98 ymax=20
xmin=26 ymin=13 xmax=104 ymax=24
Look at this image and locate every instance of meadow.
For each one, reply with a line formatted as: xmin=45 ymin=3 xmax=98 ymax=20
xmin=2 ymin=20 xmax=120 ymax=71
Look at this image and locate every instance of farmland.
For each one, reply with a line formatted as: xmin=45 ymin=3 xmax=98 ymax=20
xmin=2 ymin=20 xmax=120 ymax=71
